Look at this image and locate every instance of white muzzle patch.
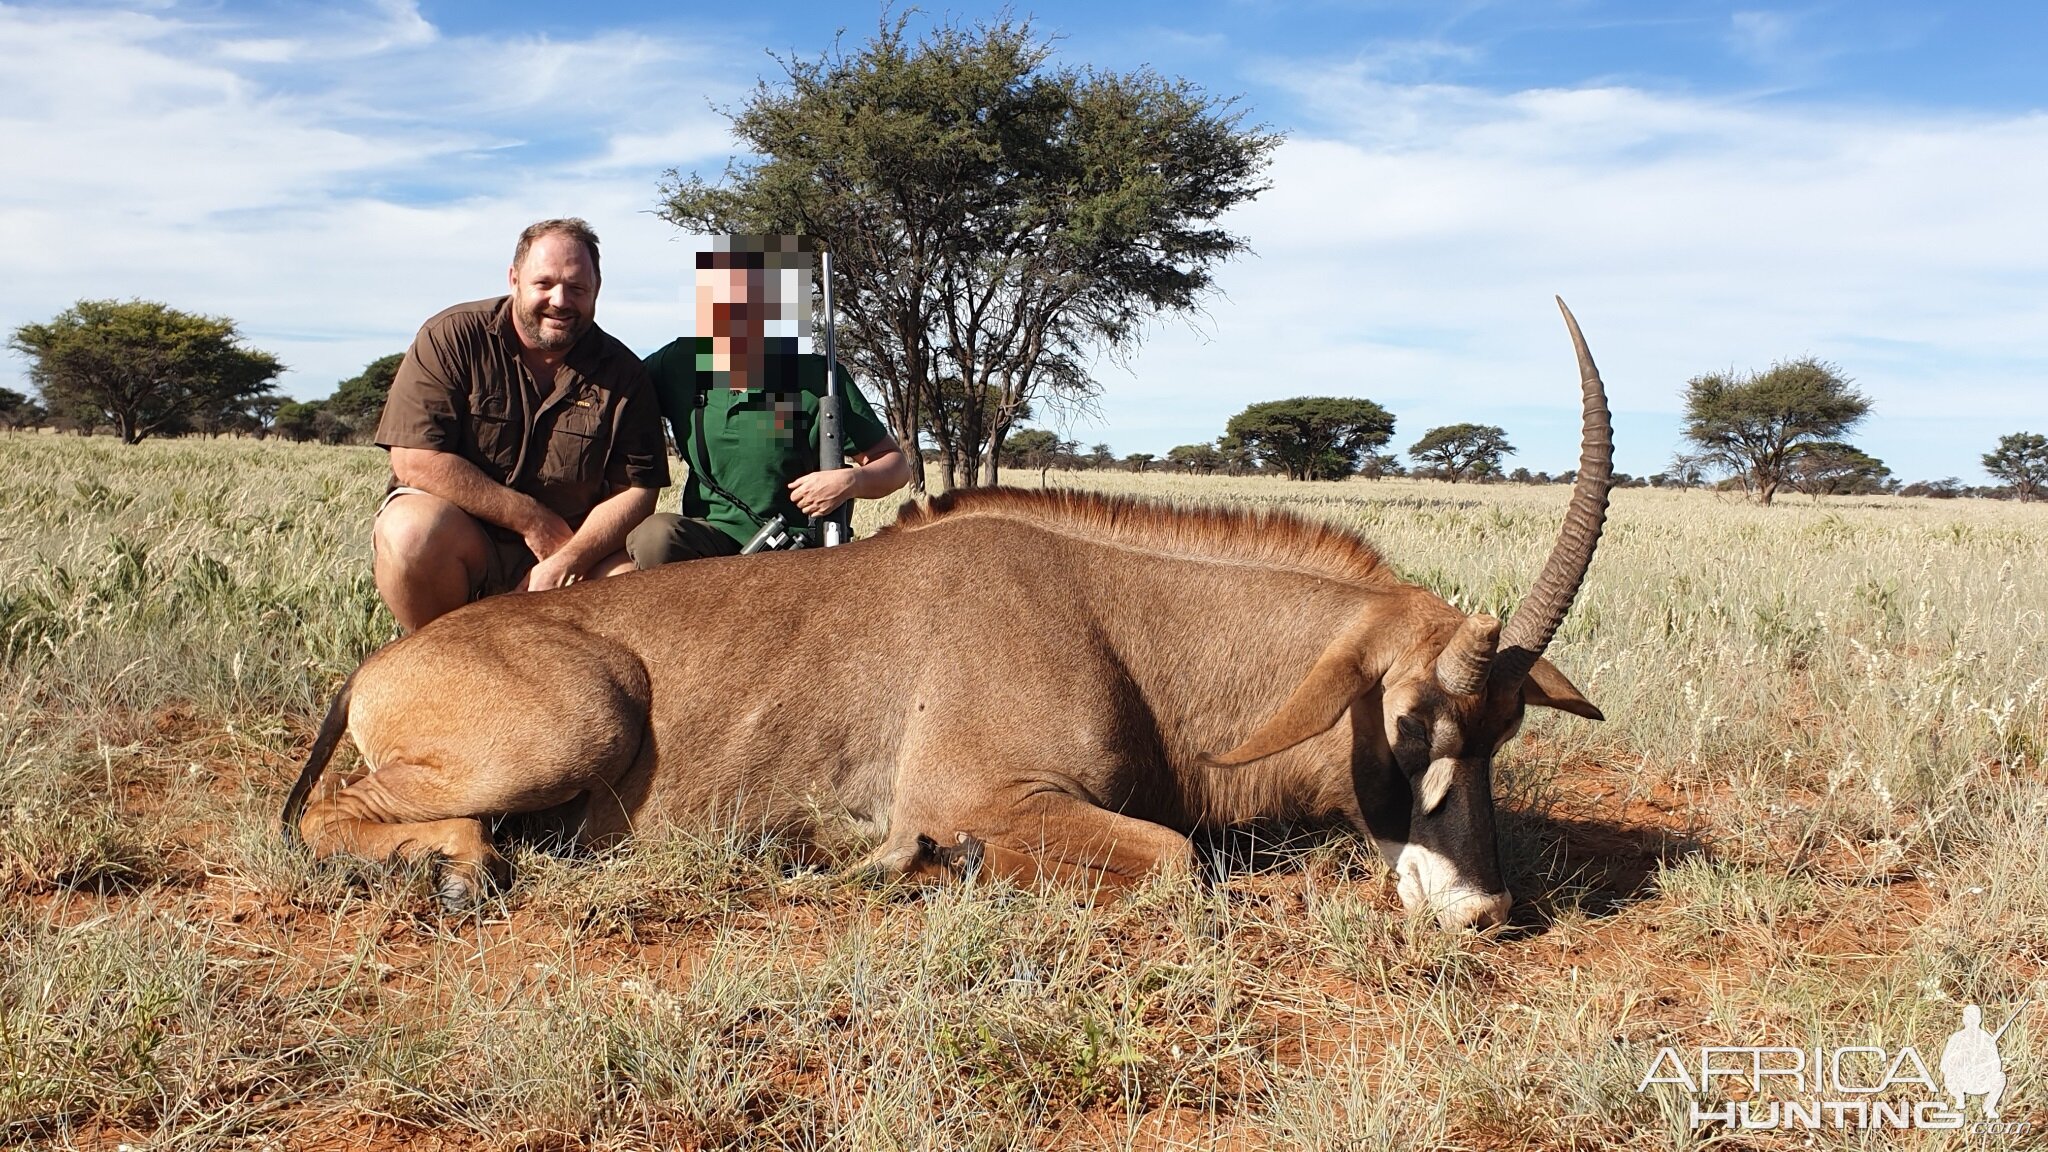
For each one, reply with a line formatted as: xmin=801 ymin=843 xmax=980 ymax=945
xmin=1394 ymin=841 xmax=1511 ymax=931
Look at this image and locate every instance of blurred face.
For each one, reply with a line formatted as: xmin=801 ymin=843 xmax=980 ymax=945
xmin=508 ymin=233 xmax=598 ymax=353
xmin=696 ymin=265 xmax=765 ymax=352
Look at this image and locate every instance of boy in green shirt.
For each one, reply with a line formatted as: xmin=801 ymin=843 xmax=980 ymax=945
xmin=628 ymin=236 xmax=909 ymax=565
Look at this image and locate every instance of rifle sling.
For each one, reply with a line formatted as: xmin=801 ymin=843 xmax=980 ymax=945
xmin=691 ymin=391 xmax=774 ymax=531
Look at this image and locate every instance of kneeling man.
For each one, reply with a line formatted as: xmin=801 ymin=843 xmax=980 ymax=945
xmin=373 ymin=218 xmax=670 ymax=631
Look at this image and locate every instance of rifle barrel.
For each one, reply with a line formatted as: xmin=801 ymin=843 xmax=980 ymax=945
xmin=816 ymin=248 xmax=848 ymax=545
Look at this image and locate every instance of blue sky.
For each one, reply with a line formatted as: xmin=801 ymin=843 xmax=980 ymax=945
xmin=4 ymin=1 xmax=2044 ymax=481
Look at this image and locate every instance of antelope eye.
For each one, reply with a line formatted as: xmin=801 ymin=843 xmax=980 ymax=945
xmin=1393 ymin=716 xmax=1430 ymax=767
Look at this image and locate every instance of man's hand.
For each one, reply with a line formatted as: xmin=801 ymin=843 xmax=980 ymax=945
xmin=516 ymin=485 xmax=657 ymax=591
xmin=789 ymin=467 xmax=859 ymax=518
xmin=519 ymin=548 xmax=581 ymax=592
xmin=519 ymin=505 xmax=575 ymax=560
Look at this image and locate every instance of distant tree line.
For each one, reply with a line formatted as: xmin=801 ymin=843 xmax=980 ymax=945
xmin=14 ymin=300 xmax=2014 ymax=503
xmin=990 ymin=368 xmax=2042 ymax=502
xmin=7 ymin=297 xmax=2042 ymax=503
xmin=269 ymin=354 xmax=402 ymax=444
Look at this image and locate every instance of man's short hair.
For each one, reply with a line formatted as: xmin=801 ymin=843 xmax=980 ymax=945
xmin=697 ymin=233 xmax=815 ymax=270
xmin=513 ymin=218 xmax=602 ymax=281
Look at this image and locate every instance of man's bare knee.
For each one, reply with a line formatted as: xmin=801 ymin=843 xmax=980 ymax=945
xmin=376 ymin=495 xmax=487 ymax=572
xmin=373 ymin=494 xmax=494 ymax=631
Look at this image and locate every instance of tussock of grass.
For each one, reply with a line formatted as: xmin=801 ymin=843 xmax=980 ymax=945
xmin=510 ymin=824 xmax=802 ymax=939
xmin=1654 ymin=856 xmax=1822 ymax=956
xmin=1 ymin=903 xmax=340 ymax=1148
xmin=0 ymin=734 xmax=170 ymax=895
xmin=0 ymin=793 xmax=155 ymax=894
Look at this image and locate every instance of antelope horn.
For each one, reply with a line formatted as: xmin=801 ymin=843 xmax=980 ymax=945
xmin=1435 ymin=614 xmax=1500 ymax=697
xmin=1491 ymin=298 xmax=1613 ymax=687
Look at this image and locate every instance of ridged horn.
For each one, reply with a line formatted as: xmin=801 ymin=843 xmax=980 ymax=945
xmin=1491 ymin=298 xmax=1613 ymax=687
xmin=1435 ymin=614 xmax=1499 ymax=697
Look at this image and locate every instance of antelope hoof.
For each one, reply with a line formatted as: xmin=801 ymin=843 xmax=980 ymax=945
xmin=918 ymin=831 xmax=985 ymax=881
xmin=437 ymin=869 xmax=483 ymax=913
xmin=436 ymin=856 xmax=508 ymax=913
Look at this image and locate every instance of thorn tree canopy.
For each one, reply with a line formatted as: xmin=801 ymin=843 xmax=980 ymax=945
xmin=1680 ymin=357 xmax=1869 ymax=505
xmin=657 ymin=15 xmax=1279 ymax=491
xmin=999 ymin=427 xmax=1078 ymax=480
xmin=10 ymin=299 xmax=283 ymax=445
xmin=1408 ymin=423 xmax=1514 ymax=484
xmin=0 ymin=387 xmax=43 ymax=431
xmin=328 ymin=353 xmax=404 ymax=422
xmin=1983 ymin=432 xmax=2048 ymax=501
xmin=1786 ymin=440 xmax=1892 ymax=497
xmin=1224 ymin=396 xmax=1396 ymax=481
xmin=1166 ymin=442 xmax=1223 ymax=474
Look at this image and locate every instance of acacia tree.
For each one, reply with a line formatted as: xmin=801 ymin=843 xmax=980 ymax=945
xmin=10 ymin=299 xmax=282 ymax=445
xmin=1983 ymin=432 xmax=2048 ymax=502
xmin=1215 ymin=432 xmax=1256 ymax=475
xmin=1166 ymin=443 xmax=1222 ymax=474
xmin=272 ymin=400 xmax=325 ymax=443
xmin=1000 ymin=427 xmax=1077 ymax=483
xmin=1357 ymin=451 xmax=1405 ymax=479
xmin=0 ymin=387 xmax=44 ymax=431
xmin=328 ymin=352 xmax=403 ymax=429
xmin=1680 ymin=357 xmax=1869 ymax=505
xmin=1408 ymin=423 xmax=1513 ymax=483
xmin=1786 ymin=441 xmax=1892 ymax=497
xmin=1224 ymin=397 xmax=1395 ymax=481
xmin=658 ymin=16 xmax=1278 ymax=490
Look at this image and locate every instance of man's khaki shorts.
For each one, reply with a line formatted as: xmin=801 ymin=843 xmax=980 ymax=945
xmin=375 ymin=486 xmax=537 ymax=600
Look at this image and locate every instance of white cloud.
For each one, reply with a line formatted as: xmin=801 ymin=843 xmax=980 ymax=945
xmin=1082 ymin=68 xmax=2048 ymax=479
xmin=0 ymin=2 xmax=739 ymax=404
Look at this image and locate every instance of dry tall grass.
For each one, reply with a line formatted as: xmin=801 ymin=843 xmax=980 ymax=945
xmin=3 ymin=437 xmax=2043 ymax=1150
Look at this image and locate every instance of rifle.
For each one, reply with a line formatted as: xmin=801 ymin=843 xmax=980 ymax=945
xmin=813 ymin=248 xmax=851 ymax=547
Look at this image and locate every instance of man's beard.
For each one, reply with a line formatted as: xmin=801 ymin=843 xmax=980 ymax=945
xmin=514 ymin=299 xmax=590 ymax=351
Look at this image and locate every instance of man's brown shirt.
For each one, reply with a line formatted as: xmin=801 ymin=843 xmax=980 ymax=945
xmin=376 ymin=297 xmax=670 ymax=529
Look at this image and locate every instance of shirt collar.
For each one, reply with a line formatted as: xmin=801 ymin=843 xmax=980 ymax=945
xmin=695 ymin=336 xmax=805 ymax=395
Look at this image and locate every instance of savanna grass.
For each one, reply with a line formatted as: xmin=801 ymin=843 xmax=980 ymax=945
xmin=2 ymin=436 xmax=2044 ymax=1149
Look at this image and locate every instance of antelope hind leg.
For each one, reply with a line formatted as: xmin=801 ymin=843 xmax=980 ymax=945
xmin=296 ymin=760 xmax=525 ymax=909
xmin=850 ymin=790 xmax=1194 ymax=898
xmin=953 ymin=791 xmax=1195 ymax=896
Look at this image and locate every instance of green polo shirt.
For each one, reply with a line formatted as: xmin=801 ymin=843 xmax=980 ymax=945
xmin=643 ymin=337 xmax=892 ymax=547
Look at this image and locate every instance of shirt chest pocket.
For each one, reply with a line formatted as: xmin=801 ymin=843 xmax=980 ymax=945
xmin=467 ymin=394 xmax=518 ymax=478
xmin=541 ymin=400 xmax=605 ymax=481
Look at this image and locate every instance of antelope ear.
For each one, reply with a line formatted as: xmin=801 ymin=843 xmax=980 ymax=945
xmin=1202 ymin=648 xmax=1364 ymax=767
xmin=1523 ymin=657 xmax=1603 ymax=721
